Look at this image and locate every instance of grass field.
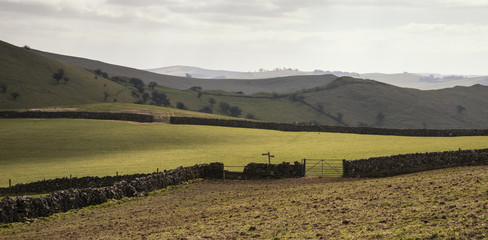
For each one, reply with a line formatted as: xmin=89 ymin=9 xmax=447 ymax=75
xmin=1 ymin=166 xmax=487 ymax=239
xmin=1 ymin=118 xmax=487 ymax=187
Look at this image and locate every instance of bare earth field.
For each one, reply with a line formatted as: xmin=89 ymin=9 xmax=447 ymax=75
xmin=1 ymin=165 xmax=487 ymax=239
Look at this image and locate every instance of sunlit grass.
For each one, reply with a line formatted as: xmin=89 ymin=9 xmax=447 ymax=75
xmin=1 ymin=118 xmax=487 ymax=186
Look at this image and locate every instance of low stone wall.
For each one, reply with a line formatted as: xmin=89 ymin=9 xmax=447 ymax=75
xmin=0 ymin=111 xmax=154 ymax=122
xmin=343 ymin=149 xmax=488 ymax=178
xmin=0 ymin=173 xmax=153 ymax=197
xmin=243 ymin=162 xmax=305 ymax=179
xmin=0 ymin=163 xmax=223 ymax=224
xmin=170 ymin=117 xmax=488 ymax=137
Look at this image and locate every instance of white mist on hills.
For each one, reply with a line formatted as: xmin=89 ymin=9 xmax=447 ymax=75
xmin=147 ymin=66 xmax=488 ymax=90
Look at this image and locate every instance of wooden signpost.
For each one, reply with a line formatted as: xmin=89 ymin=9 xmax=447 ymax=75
xmin=262 ymin=151 xmax=274 ymax=164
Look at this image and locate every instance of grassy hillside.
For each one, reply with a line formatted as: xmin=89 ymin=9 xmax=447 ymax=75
xmin=1 ymin=118 xmax=487 ymax=186
xmin=299 ymin=77 xmax=488 ymax=129
xmin=2 ymin=166 xmax=488 ymax=239
xmin=35 ymin=50 xmax=338 ymax=94
xmin=0 ymin=41 xmax=136 ymax=109
xmin=3 ymin=40 xmax=487 ymax=128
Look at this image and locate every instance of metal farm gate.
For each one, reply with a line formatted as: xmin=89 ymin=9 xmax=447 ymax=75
xmin=302 ymin=159 xmax=343 ymax=177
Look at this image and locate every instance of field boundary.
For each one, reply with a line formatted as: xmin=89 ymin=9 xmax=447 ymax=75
xmin=0 ymin=111 xmax=154 ymax=122
xmin=344 ymin=148 xmax=488 ymax=177
xmin=169 ymin=116 xmax=488 ymax=136
xmin=0 ymin=163 xmax=224 ymax=224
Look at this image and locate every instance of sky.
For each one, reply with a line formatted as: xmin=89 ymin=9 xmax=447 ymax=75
xmin=1 ymin=0 xmax=488 ymax=75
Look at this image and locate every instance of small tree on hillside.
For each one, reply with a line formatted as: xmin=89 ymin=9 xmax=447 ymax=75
xmin=52 ymin=69 xmax=65 ymax=83
xmin=199 ymin=106 xmax=213 ymax=114
xmin=148 ymin=81 xmax=157 ymax=90
xmin=129 ymin=78 xmax=145 ymax=93
xmin=63 ymin=77 xmax=70 ymax=84
xmin=337 ymin=112 xmax=343 ymax=122
xmin=229 ymin=106 xmax=242 ymax=117
xmin=246 ymin=113 xmax=256 ymax=120
xmin=151 ymin=91 xmax=170 ymax=107
xmin=376 ymin=112 xmax=385 ymax=125
xmin=10 ymin=92 xmax=19 ymax=100
xmin=176 ymin=102 xmax=187 ymax=110
xmin=142 ymin=92 xmax=150 ymax=103
xmin=208 ymin=97 xmax=216 ymax=106
xmin=219 ymin=101 xmax=231 ymax=114
xmin=0 ymin=84 xmax=7 ymax=93
xmin=456 ymin=105 xmax=466 ymax=113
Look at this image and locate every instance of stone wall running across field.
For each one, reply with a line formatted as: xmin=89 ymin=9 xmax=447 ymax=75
xmin=242 ymin=162 xmax=305 ymax=179
xmin=343 ymin=149 xmax=488 ymax=178
xmin=0 ymin=163 xmax=224 ymax=224
xmin=0 ymin=111 xmax=154 ymax=122
xmin=170 ymin=117 xmax=488 ymax=137
xmin=0 ymin=174 xmax=148 ymax=197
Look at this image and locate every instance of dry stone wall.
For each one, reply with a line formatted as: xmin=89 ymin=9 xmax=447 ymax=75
xmin=0 ymin=174 xmax=148 ymax=196
xmin=343 ymin=149 xmax=488 ymax=178
xmin=0 ymin=111 xmax=154 ymax=122
xmin=170 ymin=117 xmax=488 ymax=136
xmin=242 ymin=162 xmax=305 ymax=179
xmin=0 ymin=163 xmax=223 ymax=224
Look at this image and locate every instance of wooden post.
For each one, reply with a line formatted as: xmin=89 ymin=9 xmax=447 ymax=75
xmin=262 ymin=152 xmax=275 ymax=165
xmin=303 ymin=159 xmax=307 ymax=176
xmin=321 ymin=160 xmax=324 ymax=177
xmin=116 ymin=171 xmax=119 ymax=181
xmin=157 ymin=168 xmax=159 ymax=173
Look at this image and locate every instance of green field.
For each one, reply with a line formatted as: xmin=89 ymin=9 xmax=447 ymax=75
xmin=1 ymin=118 xmax=487 ymax=187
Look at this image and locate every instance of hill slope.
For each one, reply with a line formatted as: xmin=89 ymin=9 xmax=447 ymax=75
xmin=35 ymin=50 xmax=338 ymax=94
xmin=360 ymin=72 xmax=488 ymax=90
xmin=0 ymin=41 xmax=136 ymax=109
xmin=299 ymin=77 xmax=488 ymax=129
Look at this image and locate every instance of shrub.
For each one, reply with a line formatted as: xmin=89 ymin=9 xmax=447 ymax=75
xmin=229 ymin=106 xmax=242 ymax=117
xmin=52 ymin=69 xmax=65 ymax=83
xmin=176 ymin=102 xmax=187 ymax=110
xmin=0 ymin=83 xmax=7 ymax=93
xmin=151 ymin=91 xmax=170 ymax=107
xmin=199 ymin=106 xmax=213 ymax=114
xmin=10 ymin=92 xmax=19 ymax=100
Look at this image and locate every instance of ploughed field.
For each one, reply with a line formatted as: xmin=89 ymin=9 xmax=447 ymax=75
xmin=1 ymin=118 xmax=488 ymax=186
xmin=1 ymin=166 xmax=487 ymax=239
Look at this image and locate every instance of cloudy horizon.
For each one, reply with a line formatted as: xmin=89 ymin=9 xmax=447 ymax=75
xmin=1 ymin=0 xmax=488 ymax=75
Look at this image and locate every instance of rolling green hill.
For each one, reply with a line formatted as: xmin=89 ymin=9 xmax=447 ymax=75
xmin=0 ymin=41 xmax=136 ymax=109
xmin=2 ymin=40 xmax=488 ymax=129
xmin=35 ymin=50 xmax=338 ymax=94
xmin=298 ymin=77 xmax=488 ymax=129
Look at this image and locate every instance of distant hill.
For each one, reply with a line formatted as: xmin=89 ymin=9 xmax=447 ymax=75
xmin=0 ymin=41 xmax=136 ymax=109
xmin=298 ymin=77 xmax=488 ymax=129
xmin=149 ymin=65 xmax=488 ymax=90
xmin=35 ymin=51 xmax=337 ymax=94
xmin=147 ymin=66 xmax=241 ymax=79
xmin=147 ymin=65 xmax=360 ymax=79
xmin=360 ymin=73 xmax=488 ymax=90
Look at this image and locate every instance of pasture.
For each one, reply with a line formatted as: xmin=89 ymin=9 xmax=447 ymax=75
xmin=1 ymin=118 xmax=488 ymax=186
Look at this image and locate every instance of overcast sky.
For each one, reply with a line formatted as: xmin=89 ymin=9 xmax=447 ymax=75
xmin=1 ymin=0 xmax=488 ymax=74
